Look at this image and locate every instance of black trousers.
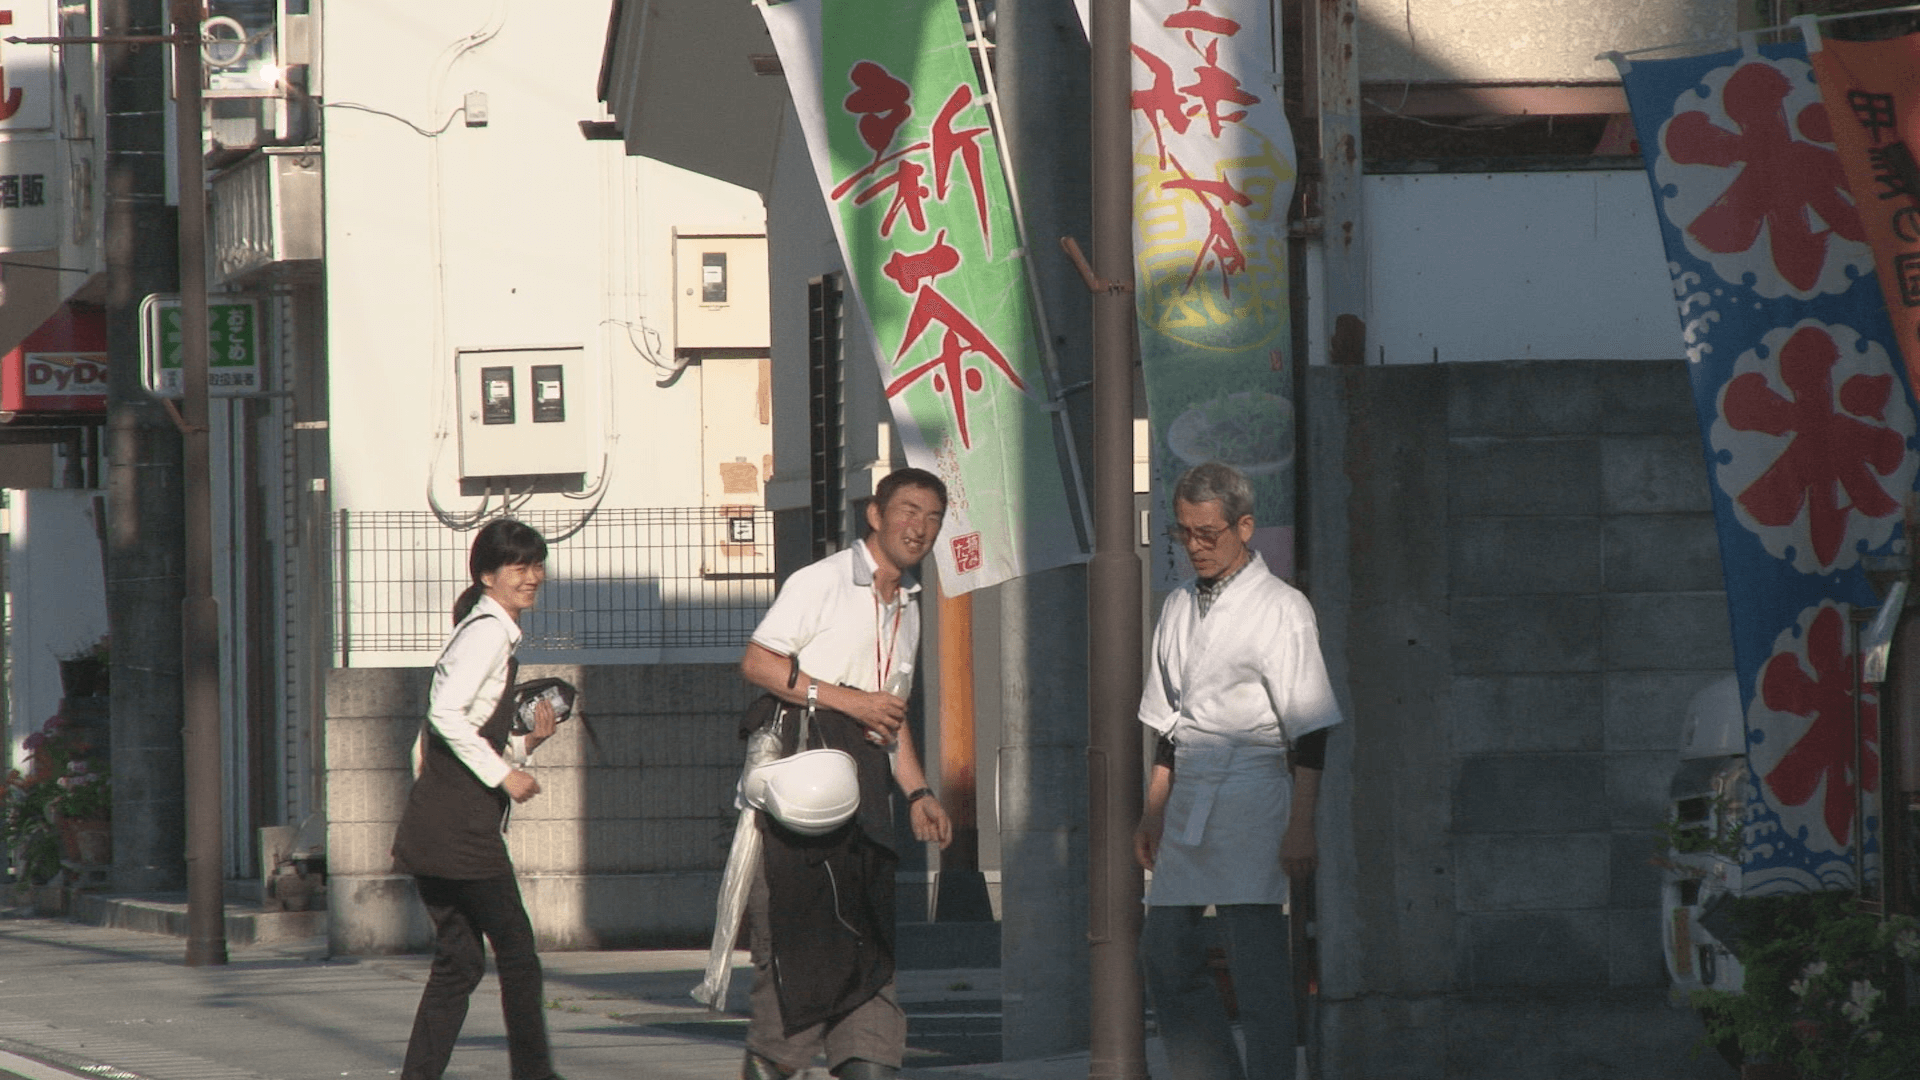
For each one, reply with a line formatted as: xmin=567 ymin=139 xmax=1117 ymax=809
xmin=402 ymin=874 xmax=553 ymax=1080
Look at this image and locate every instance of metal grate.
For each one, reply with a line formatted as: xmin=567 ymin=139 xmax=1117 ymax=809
xmin=335 ymin=508 xmax=776 ymax=656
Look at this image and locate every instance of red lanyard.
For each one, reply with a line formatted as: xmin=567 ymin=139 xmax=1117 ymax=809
xmin=874 ymin=590 xmax=904 ymax=692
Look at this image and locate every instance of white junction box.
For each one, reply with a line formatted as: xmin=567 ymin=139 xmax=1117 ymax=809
xmin=672 ymin=231 xmax=769 ymax=351
xmin=455 ymin=344 xmax=595 ymax=480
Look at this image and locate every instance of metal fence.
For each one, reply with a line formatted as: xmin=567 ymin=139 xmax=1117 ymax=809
xmin=334 ymin=507 xmax=776 ymax=657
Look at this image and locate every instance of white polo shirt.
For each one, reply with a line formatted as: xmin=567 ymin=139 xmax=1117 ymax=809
xmin=751 ymin=540 xmax=921 ymax=695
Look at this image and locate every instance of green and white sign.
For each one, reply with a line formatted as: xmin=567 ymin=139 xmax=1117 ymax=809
xmin=140 ymin=294 xmax=264 ymax=398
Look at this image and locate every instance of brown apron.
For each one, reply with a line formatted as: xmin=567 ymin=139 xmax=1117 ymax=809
xmin=392 ymin=657 xmax=519 ymax=879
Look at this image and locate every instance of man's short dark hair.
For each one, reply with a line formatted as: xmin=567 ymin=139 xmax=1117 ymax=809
xmin=875 ymin=466 xmax=948 ymax=512
xmin=1173 ymin=461 xmax=1254 ymax=525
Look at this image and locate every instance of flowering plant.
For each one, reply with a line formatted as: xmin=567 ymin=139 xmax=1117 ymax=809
xmin=1695 ymin=891 xmax=1920 ymax=1080
xmin=2 ymin=709 xmax=110 ymax=884
xmin=2 ymin=767 xmax=61 ymax=883
xmin=51 ymin=758 xmax=111 ymax=821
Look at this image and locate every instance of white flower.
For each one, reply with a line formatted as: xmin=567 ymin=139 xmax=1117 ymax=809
xmin=1803 ymin=960 xmax=1829 ymax=979
xmin=1894 ymin=928 xmax=1920 ymax=962
xmin=1841 ymin=980 xmax=1881 ymax=1025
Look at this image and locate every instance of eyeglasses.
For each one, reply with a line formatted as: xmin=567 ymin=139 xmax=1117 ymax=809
xmin=1167 ymin=523 xmax=1232 ymax=548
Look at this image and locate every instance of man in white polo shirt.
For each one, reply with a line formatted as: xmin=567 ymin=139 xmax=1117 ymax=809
xmin=737 ymin=466 xmax=954 ymax=1080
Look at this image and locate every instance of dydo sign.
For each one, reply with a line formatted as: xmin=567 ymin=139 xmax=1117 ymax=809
xmin=24 ymin=352 xmax=107 ymax=405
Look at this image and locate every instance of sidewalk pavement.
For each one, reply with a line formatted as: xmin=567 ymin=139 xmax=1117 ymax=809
xmin=0 ymin=902 xmax=1162 ymax=1080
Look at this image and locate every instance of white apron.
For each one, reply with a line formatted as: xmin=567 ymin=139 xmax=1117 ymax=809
xmin=1147 ymin=743 xmax=1291 ymax=907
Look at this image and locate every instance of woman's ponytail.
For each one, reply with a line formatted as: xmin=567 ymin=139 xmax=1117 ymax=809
xmin=452 ymin=582 xmax=486 ymax=625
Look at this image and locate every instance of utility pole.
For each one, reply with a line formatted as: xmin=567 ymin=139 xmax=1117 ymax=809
xmin=170 ymin=0 xmax=226 ymax=967
xmin=103 ymin=0 xmax=187 ymax=897
xmin=1085 ymin=0 xmax=1146 ymax=1076
xmin=993 ymin=0 xmax=1098 ymax=1061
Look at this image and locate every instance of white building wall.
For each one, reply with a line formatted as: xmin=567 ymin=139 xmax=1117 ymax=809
xmin=322 ymin=1 xmax=765 ymax=666
xmin=321 ymin=1 xmax=763 ymax=517
xmin=4 ymin=489 xmax=108 ymax=761
xmin=1346 ymin=170 xmax=1682 ymax=367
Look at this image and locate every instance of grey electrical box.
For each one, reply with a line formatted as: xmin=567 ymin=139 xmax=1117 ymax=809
xmin=455 ymin=345 xmax=593 ymax=478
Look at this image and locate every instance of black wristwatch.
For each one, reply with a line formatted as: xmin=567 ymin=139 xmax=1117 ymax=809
xmin=905 ymin=786 xmax=935 ymax=804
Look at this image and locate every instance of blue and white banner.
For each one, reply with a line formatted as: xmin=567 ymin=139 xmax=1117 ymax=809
xmin=1618 ymin=41 xmax=1917 ymax=895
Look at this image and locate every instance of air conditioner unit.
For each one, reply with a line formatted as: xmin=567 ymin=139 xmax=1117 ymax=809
xmin=210 ymin=147 xmax=321 ymax=285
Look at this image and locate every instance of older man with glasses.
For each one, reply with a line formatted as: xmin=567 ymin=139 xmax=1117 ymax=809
xmin=1133 ymin=461 xmax=1344 ymax=1080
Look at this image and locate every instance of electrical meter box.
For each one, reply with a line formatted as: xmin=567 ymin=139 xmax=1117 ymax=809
xmin=673 ymin=231 xmax=770 ymax=351
xmin=455 ymin=345 xmax=595 ymax=480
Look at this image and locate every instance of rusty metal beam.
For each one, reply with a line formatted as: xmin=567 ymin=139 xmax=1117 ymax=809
xmin=1310 ymin=0 xmax=1367 ymax=368
xmin=1360 ymin=82 xmax=1627 ymax=118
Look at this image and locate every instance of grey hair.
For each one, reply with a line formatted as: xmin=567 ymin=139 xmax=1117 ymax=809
xmin=1173 ymin=461 xmax=1255 ymax=524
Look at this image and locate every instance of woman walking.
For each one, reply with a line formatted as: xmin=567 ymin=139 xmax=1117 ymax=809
xmin=392 ymin=517 xmax=565 ymax=1080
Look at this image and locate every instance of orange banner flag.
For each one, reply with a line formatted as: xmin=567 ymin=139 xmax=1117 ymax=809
xmin=1805 ymin=24 xmax=1920 ymax=387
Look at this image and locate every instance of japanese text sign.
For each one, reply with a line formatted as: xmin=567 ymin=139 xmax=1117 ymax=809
xmin=0 ymin=135 xmax=57 ymax=251
xmin=0 ymin=0 xmax=55 ymax=133
xmin=1077 ymin=0 xmax=1298 ymax=588
xmin=761 ymin=0 xmax=1087 ymax=594
xmin=140 ymin=294 xmax=264 ymax=397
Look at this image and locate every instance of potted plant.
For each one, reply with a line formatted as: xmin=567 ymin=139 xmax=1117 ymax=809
xmin=1694 ymin=891 xmax=1920 ymax=1080
xmin=49 ymin=758 xmax=112 ymax=866
xmin=56 ymin=635 xmax=109 ymax=701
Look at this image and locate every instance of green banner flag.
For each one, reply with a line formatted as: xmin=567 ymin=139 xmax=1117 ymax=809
xmin=761 ymin=0 xmax=1087 ymax=594
xmin=1124 ymin=0 xmax=1297 ymax=586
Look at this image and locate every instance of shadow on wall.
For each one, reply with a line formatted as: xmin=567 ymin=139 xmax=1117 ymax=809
xmin=323 ymin=656 xmax=757 ymax=955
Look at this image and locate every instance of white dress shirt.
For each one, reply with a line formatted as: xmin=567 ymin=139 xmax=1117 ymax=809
xmin=1138 ymin=551 xmax=1343 ymax=905
xmin=411 ymin=593 xmax=532 ymax=787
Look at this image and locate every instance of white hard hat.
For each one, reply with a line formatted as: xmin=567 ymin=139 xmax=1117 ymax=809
xmin=742 ymin=749 xmax=860 ymax=836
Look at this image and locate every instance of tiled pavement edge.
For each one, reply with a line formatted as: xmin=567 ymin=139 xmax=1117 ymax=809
xmin=0 ymin=1011 xmax=261 ymax=1080
xmin=0 ymin=909 xmax=1040 ymax=1080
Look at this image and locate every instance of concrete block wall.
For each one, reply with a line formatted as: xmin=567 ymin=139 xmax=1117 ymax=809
xmin=325 ymin=663 xmax=753 ymax=953
xmin=1314 ymin=360 xmax=1732 ymax=1079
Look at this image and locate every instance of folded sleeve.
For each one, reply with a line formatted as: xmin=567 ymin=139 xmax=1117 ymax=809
xmin=1263 ymin=598 xmax=1343 ymax=742
xmin=749 ymin=561 xmax=825 ymax=660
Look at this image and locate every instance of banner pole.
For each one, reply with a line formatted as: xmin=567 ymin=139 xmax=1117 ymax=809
xmin=962 ymin=0 xmax=1094 ymax=549
xmin=1087 ymin=0 xmax=1146 ymax=1076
